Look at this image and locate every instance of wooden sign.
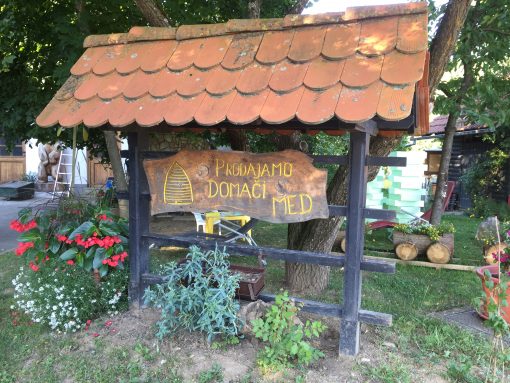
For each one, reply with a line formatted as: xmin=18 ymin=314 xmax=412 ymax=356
xmin=143 ymin=150 xmax=329 ymax=223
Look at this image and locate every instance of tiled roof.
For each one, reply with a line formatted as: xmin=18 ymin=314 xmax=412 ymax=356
xmin=36 ymin=2 xmax=429 ymax=133
xmin=428 ymin=115 xmax=486 ymax=135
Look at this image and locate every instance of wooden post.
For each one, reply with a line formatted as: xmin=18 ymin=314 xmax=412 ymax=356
xmin=339 ymin=130 xmax=370 ymax=355
xmin=127 ymin=132 xmax=150 ymax=307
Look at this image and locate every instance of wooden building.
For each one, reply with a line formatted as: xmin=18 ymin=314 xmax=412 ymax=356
xmin=424 ymin=115 xmax=510 ymax=209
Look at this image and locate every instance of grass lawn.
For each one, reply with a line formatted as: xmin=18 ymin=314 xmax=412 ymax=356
xmin=0 ymin=214 xmax=504 ymax=382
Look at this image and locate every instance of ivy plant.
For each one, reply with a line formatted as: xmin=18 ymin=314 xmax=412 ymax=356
xmin=144 ymin=246 xmax=241 ymax=342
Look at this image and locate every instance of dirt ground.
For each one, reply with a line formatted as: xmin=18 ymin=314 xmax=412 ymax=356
xmin=73 ymin=307 xmax=449 ymax=383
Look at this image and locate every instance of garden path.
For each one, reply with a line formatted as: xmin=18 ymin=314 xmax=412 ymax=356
xmin=0 ymin=192 xmax=52 ymax=252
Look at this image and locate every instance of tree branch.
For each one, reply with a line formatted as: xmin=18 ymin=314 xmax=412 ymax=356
xmin=133 ymin=0 xmax=171 ymax=27
xmin=288 ymin=0 xmax=309 ymax=14
xmin=428 ymin=0 xmax=471 ymax=97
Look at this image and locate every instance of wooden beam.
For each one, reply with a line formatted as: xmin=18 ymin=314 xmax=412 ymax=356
xmin=142 ymin=233 xmax=395 ymax=273
xmin=354 ymin=121 xmax=379 ymax=136
xmin=340 ymin=131 xmax=369 ymax=356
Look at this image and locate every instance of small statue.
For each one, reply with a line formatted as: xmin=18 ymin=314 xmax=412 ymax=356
xmin=37 ymin=143 xmax=61 ymax=182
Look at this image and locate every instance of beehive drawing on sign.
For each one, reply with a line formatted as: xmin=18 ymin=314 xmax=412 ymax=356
xmin=164 ymin=162 xmax=193 ymax=205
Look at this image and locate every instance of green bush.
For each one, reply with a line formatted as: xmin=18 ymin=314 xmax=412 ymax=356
xmin=469 ymin=197 xmax=510 ymax=222
xmin=251 ymin=291 xmax=326 ymax=372
xmin=144 ymin=246 xmax=241 ymax=342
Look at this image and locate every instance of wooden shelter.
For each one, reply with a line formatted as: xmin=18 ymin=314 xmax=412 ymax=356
xmin=36 ymin=2 xmax=429 ymax=356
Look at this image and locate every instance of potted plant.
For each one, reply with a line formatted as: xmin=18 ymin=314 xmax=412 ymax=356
xmin=476 ymin=226 xmax=510 ymax=325
xmin=475 ymin=217 xmax=508 ymax=264
xmin=392 ymin=222 xmax=455 ymax=263
xmin=474 ymin=217 xmax=510 ymax=382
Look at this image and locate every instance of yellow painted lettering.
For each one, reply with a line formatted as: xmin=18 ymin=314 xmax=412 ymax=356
xmin=287 ymin=194 xmax=298 ymax=214
xmin=215 ymin=159 xmax=224 ymax=177
xmin=283 ymin=162 xmax=293 ymax=177
xmin=272 ymin=196 xmax=287 ymax=216
xmin=219 ymin=182 xmax=229 ymax=198
xmin=300 ymin=193 xmax=313 ymax=214
xmin=208 ymin=180 xmax=218 ymax=198
xmin=240 ymin=183 xmax=252 ymax=198
xmin=260 ymin=164 xmax=270 ymax=177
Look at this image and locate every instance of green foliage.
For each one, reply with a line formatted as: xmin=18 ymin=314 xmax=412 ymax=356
xmin=251 ymin=291 xmax=325 ymax=372
xmin=469 ymin=198 xmax=510 ymax=222
xmin=11 ymin=196 xmax=129 ymax=277
xmin=393 ymin=222 xmax=455 ymax=241
xmin=434 ymin=0 xmax=510 ymax=131
xmin=144 ymin=246 xmax=241 ymax=342
xmin=197 ymin=363 xmax=224 ymax=383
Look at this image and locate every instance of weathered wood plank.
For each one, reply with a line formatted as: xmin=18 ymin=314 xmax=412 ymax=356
xmin=340 ymin=130 xmax=369 ymax=356
xmin=142 ymin=233 xmax=395 ymax=273
xmin=143 ymin=150 xmax=329 ymax=223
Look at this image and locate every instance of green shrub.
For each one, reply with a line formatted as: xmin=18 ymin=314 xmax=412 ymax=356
xmin=251 ymin=291 xmax=326 ymax=372
xmin=143 ymin=246 xmax=241 ymax=342
xmin=469 ymin=197 xmax=510 ymax=222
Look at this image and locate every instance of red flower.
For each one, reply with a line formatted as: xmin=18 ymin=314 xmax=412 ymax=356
xmin=92 ymin=332 xmax=99 ymax=337
xmin=66 ymin=260 xmax=75 ymax=265
xmin=10 ymin=219 xmax=37 ymax=233
xmin=104 ymin=320 xmax=113 ymax=327
xmin=15 ymin=241 xmax=34 ymax=256
xmin=56 ymin=234 xmax=68 ymax=242
xmin=29 ymin=261 xmax=39 ymax=272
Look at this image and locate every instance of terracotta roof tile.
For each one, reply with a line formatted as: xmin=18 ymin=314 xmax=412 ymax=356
xmin=322 ymin=24 xmax=360 ymax=59
xmin=358 ymin=17 xmax=398 ymax=55
xmin=397 ymin=14 xmax=428 ymax=53
xmin=206 ymin=66 xmax=241 ymax=95
xmin=149 ymin=69 xmax=181 ymax=97
xmin=222 ymin=33 xmax=263 ymax=70
xmin=193 ymin=36 xmax=232 ymax=69
xmin=335 ymin=81 xmax=383 ymax=123
xmin=70 ymin=47 xmax=107 ymax=76
xmin=167 ymin=39 xmax=203 ymax=71
xmin=380 ymin=50 xmax=426 ymax=85
xmin=82 ymin=98 xmax=113 ymax=128
xmin=124 ymin=71 xmax=155 ymax=99
xmin=269 ymin=60 xmax=309 ymax=92
xmin=260 ymin=87 xmax=304 ymax=124
xmin=139 ymin=40 xmax=177 ymax=72
xmin=340 ymin=55 xmax=383 ymax=87
xmin=176 ymin=67 xmax=212 ymax=97
xmin=236 ymin=63 xmax=273 ymax=94
xmin=287 ymin=26 xmax=326 ymax=62
xmin=256 ymin=30 xmax=294 ymax=64
xmin=227 ymin=90 xmax=269 ymax=124
xmin=297 ymin=84 xmax=342 ymax=124
xmin=303 ymin=57 xmax=345 ymax=90
xmin=164 ymin=93 xmax=206 ymax=125
xmin=36 ymin=2 xmax=429 ymax=135
xmin=195 ymin=92 xmax=236 ymax=125
xmin=93 ymin=45 xmax=128 ymax=75
xmin=376 ymin=83 xmax=415 ymax=121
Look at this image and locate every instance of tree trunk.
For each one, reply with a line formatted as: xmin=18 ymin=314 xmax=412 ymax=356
xmin=285 ymin=135 xmax=401 ymax=292
xmin=430 ymin=60 xmax=473 ymax=224
xmin=133 ymin=0 xmax=171 ymax=27
xmin=428 ymin=0 xmax=470 ymax=96
xmin=104 ymin=131 xmax=128 ymax=192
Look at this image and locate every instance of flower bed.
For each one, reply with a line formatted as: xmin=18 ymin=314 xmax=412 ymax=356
xmin=9 ymin=197 xmax=130 ymax=332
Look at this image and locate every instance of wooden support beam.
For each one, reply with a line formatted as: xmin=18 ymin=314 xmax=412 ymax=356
xmin=127 ymin=132 xmax=151 ymax=308
xmin=340 ymin=130 xmax=370 ymax=356
xmin=142 ymin=233 xmax=395 ymax=273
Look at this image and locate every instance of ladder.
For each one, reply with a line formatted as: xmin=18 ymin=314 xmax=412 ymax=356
xmin=52 ymin=152 xmax=74 ymax=199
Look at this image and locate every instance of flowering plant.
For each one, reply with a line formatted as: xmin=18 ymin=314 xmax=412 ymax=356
xmin=10 ymin=197 xmax=128 ymax=276
xmin=12 ymin=259 xmax=128 ymax=333
xmin=491 ymin=229 xmax=510 ymax=274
